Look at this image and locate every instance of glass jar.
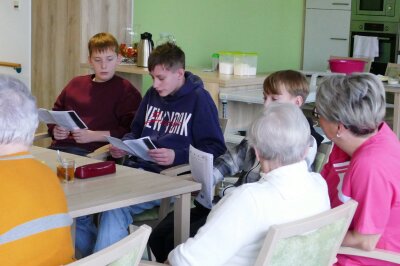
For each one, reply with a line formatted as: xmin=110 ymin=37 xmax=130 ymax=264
xmin=211 ymin=53 xmax=219 ymax=71
xmin=156 ymin=32 xmax=176 ymax=47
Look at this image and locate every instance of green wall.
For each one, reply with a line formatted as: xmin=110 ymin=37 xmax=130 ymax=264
xmin=134 ymin=0 xmax=305 ymax=91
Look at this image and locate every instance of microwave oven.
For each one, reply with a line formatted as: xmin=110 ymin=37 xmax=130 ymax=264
xmin=353 ymin=0 xmax=397 ymax=19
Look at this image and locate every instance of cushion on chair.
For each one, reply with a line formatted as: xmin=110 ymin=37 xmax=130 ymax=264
xmin=135 ymin=209 xmax=161 ymax=223
xmin=269 ymin=218 xmax=346 ymax=266
xmin=108 ymin=248 xmax=142 ymax=266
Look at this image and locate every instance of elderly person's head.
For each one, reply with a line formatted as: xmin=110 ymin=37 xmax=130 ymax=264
xmin=248 ymin=102 xmax=311 ymax=172
xmin=0 ymin=74 xmax=38 ymax=150
xmin=315 ymin=73 xmax=385 ymax=149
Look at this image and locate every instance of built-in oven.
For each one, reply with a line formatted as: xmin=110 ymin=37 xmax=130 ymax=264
xmin=350 ymin=20 xmax=399 ymax=74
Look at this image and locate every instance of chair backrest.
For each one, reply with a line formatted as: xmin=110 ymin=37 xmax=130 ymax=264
xmin=338 ymin=246 xmax=400 ymax=264
xmin=313 ymin=142 xmax=333 ymax=173
xmin=385 ymin=63 xmax=400 ymax=77
xmin=329 ymin=56 xmax=372 ymax=73
xmin=68 ymin=225 xmax=151 ymax=266
xmin=254 ymin=200 xmax=358 ymax=266
xmin=87 ymin=144 xmax=111 ymax=161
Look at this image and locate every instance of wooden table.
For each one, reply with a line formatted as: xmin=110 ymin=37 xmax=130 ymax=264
xmin=30 ymin=146 xmax=201 ymax=246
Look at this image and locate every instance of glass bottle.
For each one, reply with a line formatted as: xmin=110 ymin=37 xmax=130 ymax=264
xmin=156 ymin=32 xmax=176 ymax=47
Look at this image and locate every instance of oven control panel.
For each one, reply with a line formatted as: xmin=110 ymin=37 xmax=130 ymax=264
xmin=351 ymin=21 xmax=400 ymax=34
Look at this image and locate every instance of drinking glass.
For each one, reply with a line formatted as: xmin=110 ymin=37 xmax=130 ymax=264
xmin=57 ymin=158 xmax=75 ymax=183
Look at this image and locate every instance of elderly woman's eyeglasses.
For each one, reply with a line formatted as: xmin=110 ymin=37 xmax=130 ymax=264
xmin=312 ymin=107 xmax=321 ymax=119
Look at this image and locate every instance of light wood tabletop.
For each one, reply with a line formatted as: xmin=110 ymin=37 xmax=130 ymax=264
xmin=30 ymin=146 xmax=201 ymax=245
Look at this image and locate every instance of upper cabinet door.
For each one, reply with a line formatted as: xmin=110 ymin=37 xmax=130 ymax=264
xmin=303 ymin=9 xmax=351 ymax=71
xmin=306 ymin=0 xmax=351 ymax=10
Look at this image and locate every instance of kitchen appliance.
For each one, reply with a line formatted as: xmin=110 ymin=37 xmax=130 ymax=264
xmin=137 ymin=32 xmax=154 ymax=68
xmin=350 ymin=20 xmax=399 ymax=74
xmin=352 ymin=0 xmax=400 ymax=22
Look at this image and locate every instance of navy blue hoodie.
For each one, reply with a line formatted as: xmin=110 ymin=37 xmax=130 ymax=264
xmin=123 ymin=71 xmax=227 ymax=168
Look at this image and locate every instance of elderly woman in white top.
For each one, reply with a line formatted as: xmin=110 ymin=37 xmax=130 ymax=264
xmin=167 ymin=102 xmax=331 ymax=266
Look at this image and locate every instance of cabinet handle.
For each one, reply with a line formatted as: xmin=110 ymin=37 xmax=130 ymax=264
xmin=330 ymin=38 xmax=348 ymax=41
xmin=332 ymin=3 xmax=350 ymax=5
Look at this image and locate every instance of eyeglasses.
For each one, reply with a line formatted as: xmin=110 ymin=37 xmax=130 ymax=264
xmin=312 ymin=107 xmax=321 ymax=119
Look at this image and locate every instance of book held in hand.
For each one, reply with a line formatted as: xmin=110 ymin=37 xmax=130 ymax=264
xmin=105 ymin=136 xmax=157 ymax=162
xmin=189 ymin=145 xmax=215 ymax=209
xmin=38 ymin=108 xmax=87 ymax=130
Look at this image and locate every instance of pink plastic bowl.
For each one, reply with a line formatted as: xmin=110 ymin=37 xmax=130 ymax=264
xmin=328 ymin=59 xmax=366 ymax=75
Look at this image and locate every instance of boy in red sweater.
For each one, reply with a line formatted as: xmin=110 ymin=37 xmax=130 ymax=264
xmin=48 ymin=32 xmax=142 ymax=155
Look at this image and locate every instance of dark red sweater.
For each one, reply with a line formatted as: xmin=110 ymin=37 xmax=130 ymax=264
xmin=48 ymin=74 xmax=142 ymax=152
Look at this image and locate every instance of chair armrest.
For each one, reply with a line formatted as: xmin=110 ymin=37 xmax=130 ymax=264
xmin=87 ymin=144 xmax=111 ymax=161
xmin=139 ymin=260 xmax=167 ymax=265
xmin=173 ymin=173 xmax=193 ymax=181
xmin=34 ymin=132 xmax=51 ymax=141
xmin=338 ymin=246 xmax=400 ymax=263
xmin=160 ymin=164 xmax=191 ymax=177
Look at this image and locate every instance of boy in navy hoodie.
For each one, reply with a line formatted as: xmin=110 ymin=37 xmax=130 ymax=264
xmin=75 ymin=42 xmax=226 ymax=256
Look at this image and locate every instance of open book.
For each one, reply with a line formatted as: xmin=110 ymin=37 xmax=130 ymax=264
xmin=38 ymin=108 xmax=87 ymax=130
xmin=189 ymin=145 xmax=215 ymax=209
xmin=105 ymin=136 xmax=157 ymax=162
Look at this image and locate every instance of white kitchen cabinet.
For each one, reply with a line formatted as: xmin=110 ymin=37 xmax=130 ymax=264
xmin=306 ymin=0 xmax=351 ymax=10
xmin=302 ymin=0 xmax=351 ymax=71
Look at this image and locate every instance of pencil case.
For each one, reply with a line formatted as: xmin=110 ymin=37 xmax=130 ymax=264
xmin=75 ymin=161 xmax=116 ymax=179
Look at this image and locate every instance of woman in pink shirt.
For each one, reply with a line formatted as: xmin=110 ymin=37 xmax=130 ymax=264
xmin=315 ymin=73 xmax=400 ymax=266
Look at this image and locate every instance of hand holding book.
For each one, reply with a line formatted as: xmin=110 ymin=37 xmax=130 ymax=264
xmin=38 ymin=108 xmax=87 ymax=130
xmin=106 ymin=136 xmax=157 ymax=162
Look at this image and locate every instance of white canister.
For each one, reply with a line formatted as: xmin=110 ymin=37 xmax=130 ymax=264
xmin=234 ymin=52 xmax=257 ymax=76
xmin=219 ymin=52 xmax=234 ymax=75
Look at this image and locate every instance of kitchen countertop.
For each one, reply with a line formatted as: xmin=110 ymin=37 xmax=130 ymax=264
xmin=80 ymin=63 xmax=269 ymax=88
xmin=219 ymin=88 xmax=316 ymax=104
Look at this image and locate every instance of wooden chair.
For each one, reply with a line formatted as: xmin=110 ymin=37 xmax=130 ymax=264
xmin=385 ymin=63 xmax=400 ymax=78
xmin=313 ymin=141 xmax=333 ymax=173
xmin=338 ymin=246 xmax=400 ymax=264
xmin=329 ymin=56 xmax=372 ymax=73
xmin=67 ymin=224 xmax=151 ymax=266
xmin=138 ymin=200 xmax=358 ymax=266
xmin=254 ymin=199 xmax=358 ymax=266
xmin=34 ymin=132 xmax=51 ymax=141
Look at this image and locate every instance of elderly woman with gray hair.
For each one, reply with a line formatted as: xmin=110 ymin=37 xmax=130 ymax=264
xmin=0 ymin=74 xmax=74 ymax=265
xmin=315 ymin=73 xmax=400 ymax=266
xmin=167 ymin=102 xmax=330 ymax=266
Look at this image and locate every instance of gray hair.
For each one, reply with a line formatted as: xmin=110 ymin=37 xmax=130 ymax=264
xmin=316 ymin=73 xmax=385 ymax=136
xmin=248 ymin=102 xmax=310 ymax=166
xmin=0 ymin=74 xmax=38 ymax=145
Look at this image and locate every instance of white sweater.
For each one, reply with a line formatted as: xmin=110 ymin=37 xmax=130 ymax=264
xmin=168 ymin=161 xmax=330 ymax=266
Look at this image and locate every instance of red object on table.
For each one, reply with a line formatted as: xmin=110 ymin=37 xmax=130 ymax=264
xmin=75 ymin=161 xmax=116 ymax=179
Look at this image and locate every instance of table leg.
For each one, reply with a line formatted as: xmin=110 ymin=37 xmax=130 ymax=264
xmin=173 ymin=193 xmax=191 ymax=247
xmin=71 ymin=218 xmax=76 ymax=256
xmin=393 ymin=93 xmax=400 ymax=139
